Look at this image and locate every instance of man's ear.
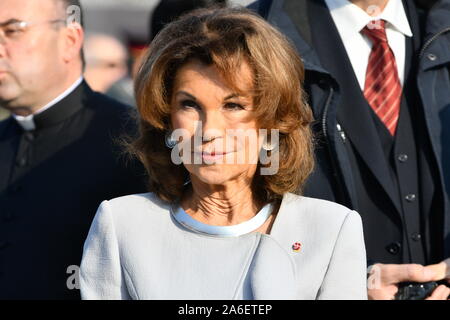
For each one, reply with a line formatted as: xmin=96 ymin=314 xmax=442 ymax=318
xmin=61 ymin=23 xmax=84 ymax=63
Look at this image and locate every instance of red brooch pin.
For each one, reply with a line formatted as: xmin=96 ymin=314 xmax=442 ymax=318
xmin=292 ymin=242 xmax=302 ymax=252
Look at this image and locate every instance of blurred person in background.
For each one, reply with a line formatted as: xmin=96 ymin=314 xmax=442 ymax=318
xmin=83 ymin=33 xmax=129 ymax=93
xmin=0 ymin=0 xmax=146 ymax=299
xmin=150 ymin=0 xmax=226 ymax=41
xmin=250 ymin=0 xmax=450 ymax=299
xmin=105 ymin=0 xmax=228 ymax=107
xmin=84 ymin=33 xmax=136 ymax=106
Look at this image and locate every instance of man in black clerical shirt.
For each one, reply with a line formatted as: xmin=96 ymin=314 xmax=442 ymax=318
xmin=0 ymin=0 xmax=147 ymax=299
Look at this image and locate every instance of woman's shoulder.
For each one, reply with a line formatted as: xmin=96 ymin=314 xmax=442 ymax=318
xmin=98 ymin=192 xmax=171 ymax=224
xmin=282 ymin=192 xmax=355 ymax=214
xmin=279 ymin=192 xmax=362 ymax=232
xmin=107 ymin=192 xmax=168 ymax=208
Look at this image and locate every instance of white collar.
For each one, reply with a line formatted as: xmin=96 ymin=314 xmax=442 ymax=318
xmin=171 ymin=202 xmax=275 ymax=237
xmin=324 ymin=0 xmax=413 ymax=36
xmin=12 ymin=76 xmax=84 ymax=131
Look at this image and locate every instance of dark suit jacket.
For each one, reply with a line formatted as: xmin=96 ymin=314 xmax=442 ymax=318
xmin=249 ymin=0 xmax=450 ymax=264
xmin=0 ymin=81 xmax=148 ymax=299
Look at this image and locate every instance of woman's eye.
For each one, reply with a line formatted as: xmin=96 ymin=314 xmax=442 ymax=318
xmin=5 ymin=28 xmax=21 ymax=36
xmin=180 ymin=99 xmax=199 ymax=109
xmin=224 ymin=103 xmax=245 ymax=110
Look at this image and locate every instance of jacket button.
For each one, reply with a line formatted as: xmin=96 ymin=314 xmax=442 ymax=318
xmin=398 ymin=154 xmax=408 ymax=162
xmin=386 ymin=242 xmax=401 ymax=255
xmin=427 ymin=53 xmax=437 ymax=61
xmin=405 ymin=194 xmax=416 ymax=202
xmin=0 ymin=241 xmax=9 ymax=250
xmin=411 ymin=233 xmax=422 ymax=242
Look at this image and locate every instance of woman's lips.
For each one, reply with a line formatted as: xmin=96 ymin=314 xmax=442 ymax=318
xmin=193 ymin=151 xmax=231 ymax=162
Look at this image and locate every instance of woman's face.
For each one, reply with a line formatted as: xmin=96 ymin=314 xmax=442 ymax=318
xmin=170 ymin=59 xmax=263 ymax=186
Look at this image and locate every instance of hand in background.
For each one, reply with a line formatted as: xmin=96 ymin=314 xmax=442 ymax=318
xmin=425 ymin=258 xmax=450 ymax=283
xmin=368 ymin=263 xmax=450 ymax=300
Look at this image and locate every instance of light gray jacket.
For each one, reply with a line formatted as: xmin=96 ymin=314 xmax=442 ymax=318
xmin=80 ymin=192 xmax=368 ymax=300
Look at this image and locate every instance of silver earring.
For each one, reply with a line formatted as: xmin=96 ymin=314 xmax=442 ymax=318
xmin=262 ymin=137 xmax=276 ymax=151
xmin=165 ymin=131 xmax=177 ymax=149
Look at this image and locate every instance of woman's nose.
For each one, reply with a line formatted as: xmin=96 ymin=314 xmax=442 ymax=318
xmin=200 ymin=111 xmax=225 ymax=141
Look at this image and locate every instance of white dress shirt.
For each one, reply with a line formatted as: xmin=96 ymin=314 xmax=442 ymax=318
xmin=324 ymin=0 xmax=413 ymax=90
xmin=13 ymin=76 xmax=84 ymax=131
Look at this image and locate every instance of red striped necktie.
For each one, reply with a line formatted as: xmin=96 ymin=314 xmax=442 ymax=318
xmin=361 ymin=20 xmax=402 ymax=136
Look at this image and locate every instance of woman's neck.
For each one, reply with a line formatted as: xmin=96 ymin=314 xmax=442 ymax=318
xmin=181 ymin=176 xmax=263 ymax=226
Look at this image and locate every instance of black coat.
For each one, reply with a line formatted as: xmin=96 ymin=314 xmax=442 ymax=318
xmin=249 ymin=0 xmax=450 ymax=264
xmin=0 ymin=81 xmax=147 ymax=299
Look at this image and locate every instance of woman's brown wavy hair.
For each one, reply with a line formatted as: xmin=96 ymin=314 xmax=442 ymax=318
xmin=130 ymin=6 xmax=314 ymax=203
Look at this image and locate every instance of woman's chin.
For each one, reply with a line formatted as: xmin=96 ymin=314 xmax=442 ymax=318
xmin=187 ymin=164 xmax=236 ymax=186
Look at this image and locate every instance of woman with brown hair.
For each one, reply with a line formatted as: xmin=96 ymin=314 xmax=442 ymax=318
xmin=79 ymin=6 xmax=367 ymax=300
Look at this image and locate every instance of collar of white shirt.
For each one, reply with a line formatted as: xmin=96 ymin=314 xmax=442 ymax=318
xmin=324 ymin=0 xmax=413 ymax=37
xmin=12 ymin=76 xmax=84 ymax=131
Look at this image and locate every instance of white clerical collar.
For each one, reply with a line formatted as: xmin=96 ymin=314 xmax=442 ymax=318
xmin=325 ymin=0 xmax=413 ymax=37
xmin=12 ymin=76 xmax=84 ymax=131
